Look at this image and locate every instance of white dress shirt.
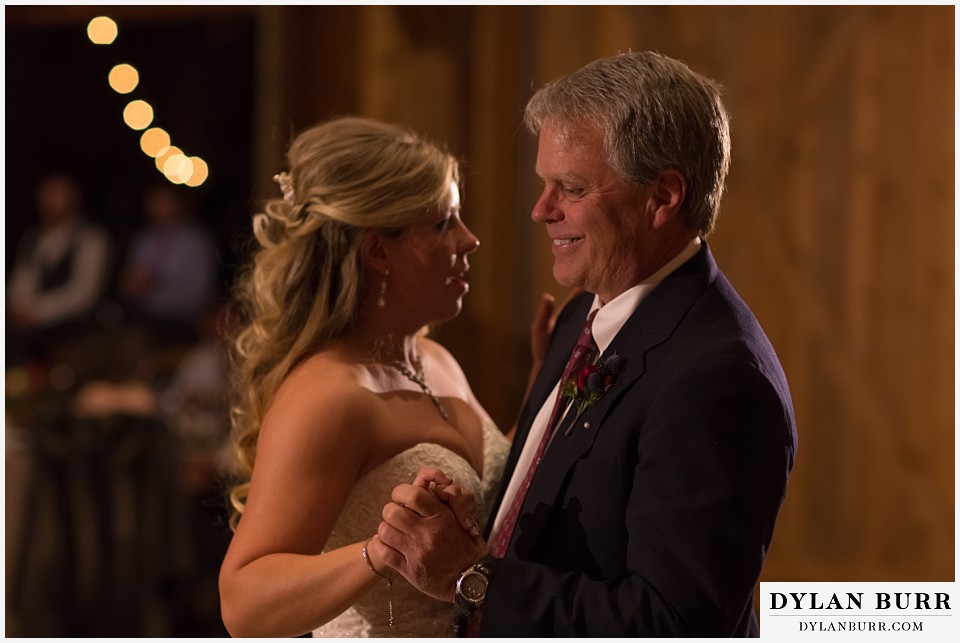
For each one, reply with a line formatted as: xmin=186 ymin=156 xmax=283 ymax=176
xmin=491 ymin=238 xmax=702 ymax=537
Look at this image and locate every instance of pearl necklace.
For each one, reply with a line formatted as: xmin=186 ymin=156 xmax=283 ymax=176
xmin=389 ymin=352 xmax=450 ymax=422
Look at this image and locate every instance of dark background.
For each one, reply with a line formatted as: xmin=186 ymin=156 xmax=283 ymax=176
xmin=6 ymin=8 xmax=260 ymax=637
xmin=6 ymin=11 xmax=257 ymax=300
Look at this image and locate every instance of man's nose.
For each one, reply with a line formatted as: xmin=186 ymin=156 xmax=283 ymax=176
xmin=531 ymin=187 xmax=562 ymax=223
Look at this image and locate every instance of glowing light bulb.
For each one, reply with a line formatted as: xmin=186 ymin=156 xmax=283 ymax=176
xmin=163 ymin=153 xmax=192 ymax=184
xmin=155 ymin=145 xmax=183 ymax=172
xmin=108 ymin=63 xmax=139 ymax=94
xmin=175 ymin=158 xmax=196 ymax=184
xmin=140 ymin=128 xmax=171 ymax=157
xmin=185 ymin=157 xmax=209 ymax=187
xmin=87 ymin=17 xmax=118 ymax=45
xmin=123 ymin=100 xmax=154 ymax=130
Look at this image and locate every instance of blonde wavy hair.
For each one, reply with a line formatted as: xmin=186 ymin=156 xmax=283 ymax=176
xmin=226 ymin=116 xmax=460 ymax=529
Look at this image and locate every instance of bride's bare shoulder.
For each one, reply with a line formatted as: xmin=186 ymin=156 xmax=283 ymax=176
xmin=266 ymin=351 xmax=379 ymax=428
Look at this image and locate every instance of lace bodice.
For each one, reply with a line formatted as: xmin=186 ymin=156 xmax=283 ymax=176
xmin=313 ymin=418 xmax=510 ymax=638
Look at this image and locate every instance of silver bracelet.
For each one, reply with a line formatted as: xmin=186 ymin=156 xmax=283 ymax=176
xmin=362 ymin=537 xmax=394 ymax=628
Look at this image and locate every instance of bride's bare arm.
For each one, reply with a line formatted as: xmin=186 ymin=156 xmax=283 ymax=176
xmin=219 ymin=367 xmax=383 ymax=637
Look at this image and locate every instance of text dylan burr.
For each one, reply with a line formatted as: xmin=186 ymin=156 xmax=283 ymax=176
xmin=770 ymin=592 xmax=951 ymax=611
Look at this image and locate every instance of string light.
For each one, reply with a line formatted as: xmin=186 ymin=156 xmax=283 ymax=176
xmin=87 ymin=17 xmax=118 ymax=45
xmin=185 ymin=157 xmax=209 ymax=187
xmin=140 ymin=127 xmax=170 ymax=157
xmin=108 ymin=63 xmax=139 ymax=94
xmin=122 ymin=99 xmax=154 ymax=130
xmin=163 ymin=153 xmax=193 ymax=184
xmin=155 ymin=145 xmax=183 ymax=172
xmin=89 ymin=16 xmax=209 ymax=187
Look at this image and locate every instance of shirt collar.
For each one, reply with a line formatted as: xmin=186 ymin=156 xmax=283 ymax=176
xmin=589 ymin=237 xmax=702 ymax=352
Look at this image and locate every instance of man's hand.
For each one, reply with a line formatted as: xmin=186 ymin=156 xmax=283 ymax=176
xmin=507 ymin=287 xmax=586 ymax=440
xmin=530 ymin=292 xmax=556 ymax=368
xmin=373 ymin=477 xmax=489 ymax=602
xmin=531 ymin=287 xmax=584 ymax=365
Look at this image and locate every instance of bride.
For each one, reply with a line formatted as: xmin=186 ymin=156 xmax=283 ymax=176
xmin=218 ymin=117 xmax=516 ymax=637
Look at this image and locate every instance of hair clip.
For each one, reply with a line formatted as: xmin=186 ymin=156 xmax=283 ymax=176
xmin=273 ymin=172 xmax=295 ymax=202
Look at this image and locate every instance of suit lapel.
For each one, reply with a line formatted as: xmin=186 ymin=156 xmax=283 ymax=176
xmin=514 ymin=244 xmax=719 ymax=552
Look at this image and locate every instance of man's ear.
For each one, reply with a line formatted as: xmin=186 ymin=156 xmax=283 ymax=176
xmin=360 ymin=230 xmax=390 ymax=275
xmin=650 ymin=169 xmax=686 ymax=229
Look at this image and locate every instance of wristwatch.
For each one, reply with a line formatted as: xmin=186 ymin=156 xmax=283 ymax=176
xmin=454 ymin=559 xmax=493 ymax=617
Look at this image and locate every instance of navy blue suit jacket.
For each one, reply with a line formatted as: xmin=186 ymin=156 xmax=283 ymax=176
xmin=479 ymin=243 xmax=797 ymax=637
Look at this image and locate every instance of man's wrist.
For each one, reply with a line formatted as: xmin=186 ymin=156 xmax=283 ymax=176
xmin=454 ymin=557 xmax=496 ymax=617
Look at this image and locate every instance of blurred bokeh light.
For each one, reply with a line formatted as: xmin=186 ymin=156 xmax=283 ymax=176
xmin=86 ymin=16 xmax=118 ymax=45
xmin=154 ymin=145 xmax=183 ymax=172
xmin=123 ymin=99 xmax=154 ymax=130
xmin=139 ymin=127 xmax=171 ymax=157
xmin=162 ymin=152 xmax=192 ymax=183
xmin=185 ymin=157 xmax=209 ymax=187
xmin=108 ymin=63 xmax=139 ymax=94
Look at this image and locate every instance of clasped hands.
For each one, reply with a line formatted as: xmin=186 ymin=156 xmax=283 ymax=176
xmin=366 ymin=468 xmax=489 ymax=603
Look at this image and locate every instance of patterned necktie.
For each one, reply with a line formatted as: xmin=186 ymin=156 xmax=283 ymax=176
xmin=488 ymin=309 xmax=599 ymax=558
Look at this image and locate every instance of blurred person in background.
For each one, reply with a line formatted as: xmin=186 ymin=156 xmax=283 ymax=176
xmin=119 ymin=183 xmax=219 ymax=346
xmin=7 ymin=172 xmax=112 ymax=365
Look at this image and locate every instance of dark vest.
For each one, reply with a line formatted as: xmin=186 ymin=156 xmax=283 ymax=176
xmin=18 ymin=225 xmax=82 ymax=294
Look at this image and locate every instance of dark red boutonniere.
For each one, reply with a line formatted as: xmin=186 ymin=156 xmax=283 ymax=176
xmin=560 ymin=352 xmax=626 ymax=435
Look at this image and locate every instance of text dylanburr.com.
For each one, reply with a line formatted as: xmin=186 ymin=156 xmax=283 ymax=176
xmin=760 ymin=582 xmax=956 ymax=639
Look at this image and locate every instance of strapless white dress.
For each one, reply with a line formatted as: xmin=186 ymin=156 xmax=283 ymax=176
xmin=313 ymin=419 xmax=510 ymax=638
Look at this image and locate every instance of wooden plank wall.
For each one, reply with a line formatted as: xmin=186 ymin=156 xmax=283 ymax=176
xmin=260 ymin=4 xmax=954 ymax=583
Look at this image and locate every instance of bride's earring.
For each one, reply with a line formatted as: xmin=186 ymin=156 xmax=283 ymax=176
xmin=377 ymin=270 xmax=389 ymax=309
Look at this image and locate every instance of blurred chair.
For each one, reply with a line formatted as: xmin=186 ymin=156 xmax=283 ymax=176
xmin=9 ymin=406 xmax=186 ymax=636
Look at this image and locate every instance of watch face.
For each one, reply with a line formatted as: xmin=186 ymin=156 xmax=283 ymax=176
xmin=461 ymin=571 xmax=487 ymax=601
